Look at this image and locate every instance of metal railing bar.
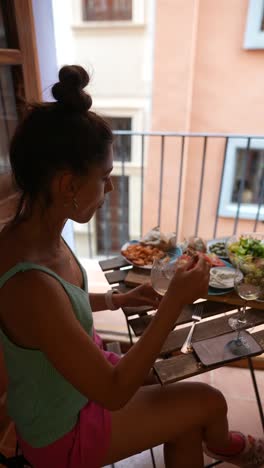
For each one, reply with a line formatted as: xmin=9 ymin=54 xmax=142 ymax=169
xmin=113 ymin=130 xmax=264 ymax=139
xmin=120 ymin=148 xmax=126 ymax=246
xmin=253 ymin=166 xmax=264 ymax=232
xmin=213 ymin=137 xmax=229 ymax=238
xmin=175 ymin=136 xmax=185 ymax=242
xmin=87 ymin=222 xmax=93 ymax=258
xmin=140 ymin=134 xmax=145 ymax=238
xmin=233 ymin=137 xmax=251 ymax=235
xmin=158 ymin=135 xmax=165 ymax=226
xmin=104 ymin=195 xmax=111 ymax=258
xmin=195 ymin=137 xmax=207 ymax=236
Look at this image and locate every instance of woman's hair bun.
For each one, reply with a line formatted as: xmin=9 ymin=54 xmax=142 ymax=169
xmin=52 ymin=65 xmax=92 ymax=112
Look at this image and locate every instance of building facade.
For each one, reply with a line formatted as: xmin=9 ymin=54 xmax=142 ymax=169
xmin=51 ymin=0 xmax=264 ymax=256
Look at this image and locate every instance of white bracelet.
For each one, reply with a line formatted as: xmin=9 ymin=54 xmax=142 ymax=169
xmin=105 ymin=289 xmax=119 ymax=310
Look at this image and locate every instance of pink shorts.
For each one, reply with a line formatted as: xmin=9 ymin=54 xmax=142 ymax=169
xmin=16 ymin=332 xmax=120 ymax=468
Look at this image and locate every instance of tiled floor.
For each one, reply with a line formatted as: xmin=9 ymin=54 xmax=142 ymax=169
xmin=103 ymin=366 xmax=264 ymax=467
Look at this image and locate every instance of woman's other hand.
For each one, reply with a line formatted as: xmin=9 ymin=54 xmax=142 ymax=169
xmin=114 ymin=283 xmax=161 ymax=309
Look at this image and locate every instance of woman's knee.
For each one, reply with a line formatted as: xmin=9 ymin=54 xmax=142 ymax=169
xmin=198 ymin=383 xmax=228 ymax=419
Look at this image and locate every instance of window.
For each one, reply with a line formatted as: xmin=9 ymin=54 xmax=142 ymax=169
xmin=82 ymin=0 xmax=132 ymax=21
xmin=219 ymin=138 xmax=264 ymax=219
xmin=0 ymin=0 xmax=41 ymax=229
xmin=244 ymin=0 xmax=264 ymax=49
xmin=106 ymin=116 xmax=132 ymax=162
xmin=0 ymin=66 xmax=20 ymax=171
xmin=96 ymin=175 xmax=129 ymax=254
xmin=0 ymin=0 xmax=41 ymax=172
xmin=231 ymin=148 xmax=264 ymax=204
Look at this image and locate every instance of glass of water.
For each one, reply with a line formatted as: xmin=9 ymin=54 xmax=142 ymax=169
xmin=150 ymin=257 xmax=176 ymax=298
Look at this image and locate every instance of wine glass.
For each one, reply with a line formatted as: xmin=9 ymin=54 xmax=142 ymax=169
xmin=150 ymin=257 xmax=175 ymax=298
xmin=227 ymin=260 xmax=261 ymax=355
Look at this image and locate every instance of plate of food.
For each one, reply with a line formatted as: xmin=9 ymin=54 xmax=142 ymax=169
xmin=121 ymin=240 xmax=182 ymax=269
xmin=226 ymin=232 xmax=264 ymax=267
xmin=178 ymin=247 xmax=234 ymax=294
xmin=121 ymin=227 xmax=182 ymax=269
xmin=207 ymin=238 xmax=229 ymax=259
xmin=226 ymin=233 xmax=264 ymax=301
xmin=209 ymin=265 xmax=236 ymax=288
xmin=208 ymin=262 xmax=235 ymax=295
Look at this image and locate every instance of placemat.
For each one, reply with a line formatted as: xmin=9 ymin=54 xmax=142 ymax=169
xmin=124 ymin=267 xmax=151 ymax=287
xmin=192 ymin=331 xmax=262 ymax=367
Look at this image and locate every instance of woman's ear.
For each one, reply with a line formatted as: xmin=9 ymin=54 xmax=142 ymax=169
xmin=52 ymin=171 xmax=77 ymax=204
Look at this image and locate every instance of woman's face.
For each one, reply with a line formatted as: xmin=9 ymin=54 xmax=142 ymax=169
xmin=72 ymin=144 xmax=114 ymax=223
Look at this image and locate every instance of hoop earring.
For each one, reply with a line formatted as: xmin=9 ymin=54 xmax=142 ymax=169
xmin=73 ymin=198 xmax=79 ymax=209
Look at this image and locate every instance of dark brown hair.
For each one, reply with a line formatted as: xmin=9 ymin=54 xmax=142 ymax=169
xmin=9 ymin=65 xmax=113 ymax=221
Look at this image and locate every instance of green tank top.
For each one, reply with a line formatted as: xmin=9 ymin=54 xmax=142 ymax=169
xmin=0 ymin=258 xmax=94 ymax=447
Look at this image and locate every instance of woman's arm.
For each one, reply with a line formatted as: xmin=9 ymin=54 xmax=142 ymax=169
xmin=3 ymin=259 xmax=209 ymax=411
xmin=89 ymin=284 xmax=161 ymax=312
xmin=89 ymin=292 xmax=125 ymax=312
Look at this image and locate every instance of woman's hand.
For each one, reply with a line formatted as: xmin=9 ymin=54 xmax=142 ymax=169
xmin=164 ymin=256 xmax=210 ymax=308
xmin=114 ymin=283 xmax=162 ymax=309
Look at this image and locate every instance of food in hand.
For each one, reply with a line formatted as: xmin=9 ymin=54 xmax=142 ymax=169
xmin=121 ymin=244 xmax=169 ymax=266
xmin=186 ymin=236 xmax=207 ymax=253
xmin=180 ymin=247 xmax=225 ymax=268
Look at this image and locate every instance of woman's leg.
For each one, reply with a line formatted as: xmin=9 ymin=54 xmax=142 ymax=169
xmin=101 ymin=381 xmax=229 ymax=468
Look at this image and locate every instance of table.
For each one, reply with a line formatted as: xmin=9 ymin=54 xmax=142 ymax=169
xmin=99 ymin=255 xmax=264 ymax=445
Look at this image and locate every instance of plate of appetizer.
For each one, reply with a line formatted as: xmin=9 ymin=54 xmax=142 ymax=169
xmin=121 ymin=227 xmax=182 ymax=269
xmin=207 ymin=238 xmax=229 ymax=260
xmin=208 ymin=264 xmax=236 ymax=295
xmin=121 ymin=240 xmax=182 ymax=269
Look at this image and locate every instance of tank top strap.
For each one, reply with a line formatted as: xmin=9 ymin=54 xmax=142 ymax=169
xmin=0 ymin=262 xmax=67 ymax=289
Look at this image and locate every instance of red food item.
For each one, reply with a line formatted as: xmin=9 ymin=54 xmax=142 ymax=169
xmin=199 ymin=252 xmax=225 ymax=267
xmin=178 ymin=254 xmax=192 ymax=265
xmin=178 ymin=249 xmax=225 ymax=269
xmin=178 ymin=253 xmax=198 ymax=270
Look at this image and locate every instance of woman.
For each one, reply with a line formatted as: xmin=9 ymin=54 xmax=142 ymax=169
xmin=0 ymin=65 xmax=262 ymax=468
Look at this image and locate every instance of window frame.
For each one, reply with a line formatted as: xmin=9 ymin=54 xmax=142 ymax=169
xmin=73 ymin=0 xmax=145 ymax=27
xmin=0 ymin=0 xmax=41 ymax=226
xmin=244 ymin=0 xmax=264 ymax=50
xmin=0 ymin=0 xmax=41 ymax=101
xmin=219 ymin=137 xmax=264 ymax=220
xmin=94 ymin=107 xmax=144 ymax=166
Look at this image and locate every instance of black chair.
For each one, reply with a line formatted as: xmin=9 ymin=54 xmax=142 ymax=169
xmin=106 ymin=342 xmax=157 ymax=468
xmin=0 ymin=442 xmax=31 ymax=467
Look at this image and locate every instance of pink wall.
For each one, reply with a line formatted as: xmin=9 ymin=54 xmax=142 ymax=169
xmin=144 ymin=0 xmax=264 ymax=241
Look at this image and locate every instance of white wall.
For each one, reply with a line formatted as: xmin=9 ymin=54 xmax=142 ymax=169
xmin=32 ymin=0 xmax=75 ymax=250
xmin=50 ymin=0 xmax=156 ymax=256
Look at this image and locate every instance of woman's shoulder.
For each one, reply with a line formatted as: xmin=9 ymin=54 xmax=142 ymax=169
xmin=0 ymin=254 xmax=73 ymax=349
xmin=0 ymin=228 xmax=32 ymax=277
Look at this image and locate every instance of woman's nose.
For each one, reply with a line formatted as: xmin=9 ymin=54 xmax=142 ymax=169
xmin=105 ymin=177 xmax=114 ymax=194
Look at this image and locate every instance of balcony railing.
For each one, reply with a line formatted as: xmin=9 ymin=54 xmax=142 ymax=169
xmin=73 ymin=132 xmax=264 ymax=259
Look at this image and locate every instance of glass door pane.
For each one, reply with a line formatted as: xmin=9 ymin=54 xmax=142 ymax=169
xmin=0 ymin=65 xmax=22 ymax=172
xmin=0 ymin=1 xmax=19 ymax=48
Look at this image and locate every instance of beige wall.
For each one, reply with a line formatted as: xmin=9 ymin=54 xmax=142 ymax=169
xmin=144 ymin=0 xmax=264 ymax=241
